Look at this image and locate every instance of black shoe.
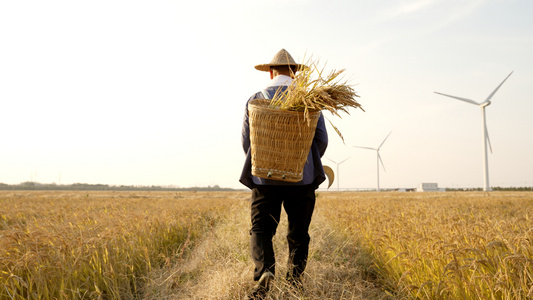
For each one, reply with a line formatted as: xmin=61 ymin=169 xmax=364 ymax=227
xmin=245 ymin=271 xmax=274 ymax=300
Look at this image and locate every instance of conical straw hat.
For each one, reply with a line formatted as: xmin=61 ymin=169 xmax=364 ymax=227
xmin=254 ymin=49 xmax=307 ymax=72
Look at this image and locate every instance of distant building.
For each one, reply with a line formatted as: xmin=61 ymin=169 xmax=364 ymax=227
xmin=417 ymin=183 xmax=445 ymax=192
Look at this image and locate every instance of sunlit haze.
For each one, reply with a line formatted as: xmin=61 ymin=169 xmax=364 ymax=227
xmin=1 ymin=0 xmax=532 ymax=190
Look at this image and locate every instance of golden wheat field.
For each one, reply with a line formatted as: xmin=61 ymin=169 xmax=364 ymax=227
xmin=1 ymin=191 xmax=532 ymax=299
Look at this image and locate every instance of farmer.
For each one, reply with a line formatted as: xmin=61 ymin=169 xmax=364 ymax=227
xmin=239 ymin=49 xmax=328 ymax=299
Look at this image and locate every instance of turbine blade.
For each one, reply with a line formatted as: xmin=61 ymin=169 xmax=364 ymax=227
xmin=483 ymin=71 xmax=513 ymax=103
xmin=378 ymin=153 xmax=386 ymax=172
xmin=340 ymin=157 xmax=351 ymax=164
xmin=378 ymin=131 xmax=392 ymax=149
xmin=434 ymin=91 xmax=479 ymax=106
xmin=485 ymin=123 xmax=493 ymax=154
xmin=353 ymin=146 xmax=376 ymax=151
xmin=325 ymin=157 xmax=337 ymax=164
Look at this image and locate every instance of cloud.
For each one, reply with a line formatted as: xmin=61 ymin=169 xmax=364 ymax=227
xmin=359 ymin=0 xmax=488 ymax=55
xmin=433 ymin=0 xmax=487 ymax=30
xmin=389 ymin=0 xmax=441 ymax=18
xmin=376 ymin=0 xmax=486 ymax=27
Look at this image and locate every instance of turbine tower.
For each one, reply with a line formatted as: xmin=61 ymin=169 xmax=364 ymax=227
xmin=434 ymin=72 xmax=513 ymax=192
xmin=325 ymin=156 xmax=351 ymax=191
xmin=353 ymin=131 xmax=392 ymax=192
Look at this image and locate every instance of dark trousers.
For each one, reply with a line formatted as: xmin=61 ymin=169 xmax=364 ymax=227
xmin=250 ymin=184 xmax=316 ymax=281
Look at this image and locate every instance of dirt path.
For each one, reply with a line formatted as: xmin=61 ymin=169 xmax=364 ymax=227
xmin=146 ymin=196 xmax=390 ymax=299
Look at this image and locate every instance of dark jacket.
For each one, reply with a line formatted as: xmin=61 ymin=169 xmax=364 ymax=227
xmin=239 ymin=85 xmax=328 ymax=189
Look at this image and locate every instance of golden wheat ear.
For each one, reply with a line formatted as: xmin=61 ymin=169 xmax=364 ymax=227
xmin=269 ymin=57 xmax=363 ymax=141
xmin=326 ymin=116 xmax=345 ymax=144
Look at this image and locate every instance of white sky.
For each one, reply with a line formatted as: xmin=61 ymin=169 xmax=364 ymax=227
xmin=1 ymin=0 xmax=532 ymax=190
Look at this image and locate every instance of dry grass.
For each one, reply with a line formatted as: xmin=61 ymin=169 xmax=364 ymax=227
xmin=0 ymin=191 xmax=233 ymax=299
xmin=320 ymin=191 xmax=533 ymax=299
xmin=146 ymin=192 xmax=388 ymax=299
xmin=3 ymin=191 xmax=532 ymax=299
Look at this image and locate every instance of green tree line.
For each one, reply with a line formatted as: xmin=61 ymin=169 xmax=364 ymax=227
xmin=0 ymin=182 xmax=240 ymax=191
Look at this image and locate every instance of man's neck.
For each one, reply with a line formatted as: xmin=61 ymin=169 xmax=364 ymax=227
xmin=267 ymin=75 xmax=293 ymax=87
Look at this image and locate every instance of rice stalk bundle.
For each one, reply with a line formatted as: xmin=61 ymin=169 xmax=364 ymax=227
xmin=269 ymin=60 xmax=364 ymax=141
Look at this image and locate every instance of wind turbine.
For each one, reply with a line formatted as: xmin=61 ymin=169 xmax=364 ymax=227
xmin=325 ymin=156 xmax=351 ymax=191
xmin=353 ymin=131 xmax=392 ymax=192
xmin=434 ymin=72 xmax=513 ymax=192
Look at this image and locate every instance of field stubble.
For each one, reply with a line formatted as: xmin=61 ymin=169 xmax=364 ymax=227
xmin=148 ymin=192 xmax=385 ymax=299
xmin=2 ymin=191 xmax=532 ymax=299
xmin=321 ymin=191 xmax=533 ymax=299
xmin=0 ymin=191 xmax=234 ymax=299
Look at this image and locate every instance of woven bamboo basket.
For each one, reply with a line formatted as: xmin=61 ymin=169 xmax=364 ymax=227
xmin=248 ymin=99 xmax=320 ymax=182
